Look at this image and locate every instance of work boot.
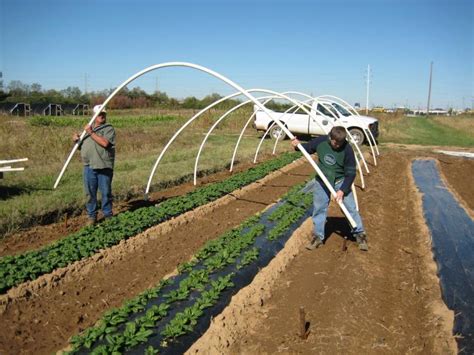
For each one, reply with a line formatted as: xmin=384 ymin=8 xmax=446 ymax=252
xmin=355 ymin=233 xmax=369 ymax=251
xmin=86 ymin=217 xmax=96 ymax=226
xmin=306 ymin=235 xmax=324 ymax=250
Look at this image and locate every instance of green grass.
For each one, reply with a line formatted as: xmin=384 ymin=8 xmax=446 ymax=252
xmin=29 ymin=114 xmax=180 ymax=128
xmin=379 ymin=116 xmax=474 ymax=147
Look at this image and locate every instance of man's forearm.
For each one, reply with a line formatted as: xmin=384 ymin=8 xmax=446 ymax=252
xmin=90 ymin=132 xmax=110 ymax=148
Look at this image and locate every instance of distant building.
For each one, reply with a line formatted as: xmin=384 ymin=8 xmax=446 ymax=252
xmin=62 ymin=104 xmax=90 ymax=116
xmin=31 ymin=103 xmax=63 ymax=116
xmin=0 ymin=102 xmax=31 ymax=116
xmin=412 ymin=108 xmax=448 ymax=116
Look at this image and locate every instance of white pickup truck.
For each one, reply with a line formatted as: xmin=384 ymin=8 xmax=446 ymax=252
xmin=252 ymin=101 xmax=379 ymax=145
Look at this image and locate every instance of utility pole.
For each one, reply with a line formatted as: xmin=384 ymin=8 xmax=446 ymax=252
xmin=365 ymin=64 xmax=371 ymax=115
xmin=426 ymin=61 xmax=433 ymax=116
xmin=155 ymin=77 xmax=159 ymax=94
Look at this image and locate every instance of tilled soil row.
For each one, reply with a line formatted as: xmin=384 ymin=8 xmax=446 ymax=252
xmin=188 ymin=150 xmax=457 ymax=354
xmin=0 ymin=158 xmax=314 ymax=354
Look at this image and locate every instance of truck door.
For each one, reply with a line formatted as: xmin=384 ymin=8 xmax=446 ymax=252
xmin=309 ymin=103 xmax=335 ymax=136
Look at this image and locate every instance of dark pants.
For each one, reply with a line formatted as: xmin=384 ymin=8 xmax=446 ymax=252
xmin=83 ymin=166 xmax=113 ymax=219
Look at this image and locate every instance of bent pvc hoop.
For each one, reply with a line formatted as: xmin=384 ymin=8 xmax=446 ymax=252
xmin=259 ymin=97 xmax=366 ymax=189
xmin=193 ymin=92 xmax=279 ymax=185
xmin=281 ymin=92 xmax=370 ymax=174
xmin=318 ymin=94 xmax=380 ymax=156
xmin=229 ymin=96 xmax=277 ymax=172
xmin=315 ymin=100 xmax=368 ymax=185
xmin=315 ymin=99 xmax=370 ymax=174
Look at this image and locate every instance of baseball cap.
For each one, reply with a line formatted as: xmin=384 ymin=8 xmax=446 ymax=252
xmin=93 ymin=105 xmax=107 ymax=115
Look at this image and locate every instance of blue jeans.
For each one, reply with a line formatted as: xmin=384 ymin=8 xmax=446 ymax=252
xmin=83 ymin=166 xmax=113 ymax=219
xmin=312 ymin=178 xmax=364 ymax=240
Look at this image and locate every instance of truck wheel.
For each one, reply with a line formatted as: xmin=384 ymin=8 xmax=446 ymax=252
xmin=269 ymin=125 xmax=287 ymax=140
xmin=348 ymin=128 xmax=365 ymax=145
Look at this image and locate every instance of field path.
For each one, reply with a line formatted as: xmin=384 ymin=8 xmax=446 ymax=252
xmin=190 ymin=150 xmax=458 ymax=354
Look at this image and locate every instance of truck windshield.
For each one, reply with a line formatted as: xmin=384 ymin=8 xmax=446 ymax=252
xmin=332 ymin=103 xmax=352 ymax=117
xmin=316 ymin=104 xmax=338 ymax=118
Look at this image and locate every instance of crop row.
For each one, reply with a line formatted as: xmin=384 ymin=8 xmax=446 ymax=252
xmin=0 ymin=152 xmax=301 ymax=294
xmin=67 ymin=180 xmax=313 ymax=354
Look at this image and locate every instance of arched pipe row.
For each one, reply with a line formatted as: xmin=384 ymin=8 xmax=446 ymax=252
xmin=145 ymin=83 xmax=358 ymax=227
xmin=55 ymin=62 xmax=357 ymax=228
xmin=193 ymin=93 xmax=278 ymax=185
xmin=315 ymin=100 xmax=370 ymax=178
xmin=277 ymin=92 xmax=370 ymax=174
xmin=229 ymin=97 xmax=273 ymax=172
xmin=197 ymin=90 xmax=365 ymax=181
xmin=228 ymin=90 xmax=368 ymax=176
xmin=147 ymin=89 xmax=261 ymax=193
xmin=258 ymin=99 xmax=365 ymax=190
xmin=288 ymin=95 xmax=370 ymax=173
xmin=252 ymin=99 xmax=310 ymax=160
xmin=191 ymin=91 xmax=362 ymax=191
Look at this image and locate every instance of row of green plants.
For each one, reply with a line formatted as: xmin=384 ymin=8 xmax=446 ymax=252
xmin=69 ymin=217 xmax=265 ymax=353
xmin=28 ymin=114 xmax=179 ymax=128
xmin=0 ymin=152 xmax=301 ymax=294
xmin=66 ymin=180 xmax=313 ymax=354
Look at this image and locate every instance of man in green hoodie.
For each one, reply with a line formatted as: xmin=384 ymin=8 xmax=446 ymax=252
xmin=291 ymin=126 xmax=368 ymax=251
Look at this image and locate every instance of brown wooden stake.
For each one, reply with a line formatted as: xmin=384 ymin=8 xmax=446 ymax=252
xmin=299 ymin=306 xmax=309 ymax=339
xmin=342 ymin=237 xmax=348 ymax=251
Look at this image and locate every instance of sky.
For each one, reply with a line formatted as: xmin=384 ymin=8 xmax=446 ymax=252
xmin=1 ymin=0 xmax=472 ymax=109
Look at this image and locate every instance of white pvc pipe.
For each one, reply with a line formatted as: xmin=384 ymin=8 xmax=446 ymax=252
xmin=0 ymin=158 xmax=28 ymax=165
xmin=315 ymin=100 xmax=370 ymax=175
xmin=351 ymin=183 xmax=359 ymax=212
xmin=318 ymin=95 xmax=360 ymax=116
xmin=366 ymin=126 xmax=380 ymax=156
xmin=253 ymin=99 xmax=313 ymax=163
xmin=0 ymin=167 xmax=25 ymax=172
xmin=234 ymin=91 xmax=363 ymax=173
xmin=316 ymin=96 xmax=376 ymax=166
xmin=271 ymin=103 xmax=306 ymax=155
xmin=281 ymin=92 xmax=369 ymax=174
xmin=147 ymin=90 xmax=255 ymax=193
xmin=319 ymin=94 xmax=380 ymax=157
xmin=229 ymin=97 xmax=276 ymax=172
xmin=260 ymin=100 xmax=365 ymax=190
xmin=193 ymin=93 xmax=278 ymax=185
xmin=364 ymin=128 xmax=377 ymax=166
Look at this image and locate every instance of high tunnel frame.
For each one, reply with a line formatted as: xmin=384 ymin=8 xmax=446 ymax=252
xmin=54 ymin=62 xmax=358 ymax=228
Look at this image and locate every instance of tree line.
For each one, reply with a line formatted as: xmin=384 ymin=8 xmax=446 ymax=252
xmin=0 ymin=80 xmax=292 ymax=111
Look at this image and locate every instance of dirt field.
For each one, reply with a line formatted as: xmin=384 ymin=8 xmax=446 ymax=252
xmin=189 ymin=149 xmax=473 ymax=354
xmin=0 ymin=147 xmax=472 ymax=354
